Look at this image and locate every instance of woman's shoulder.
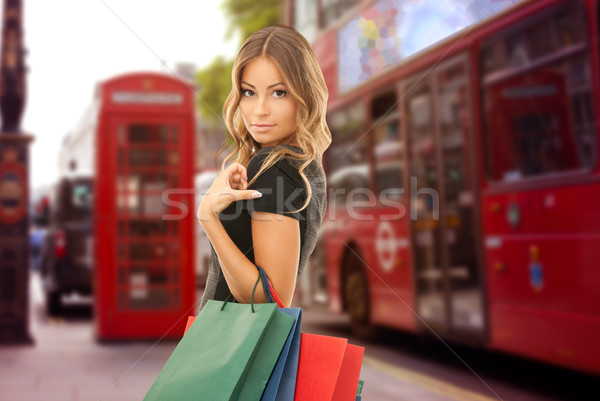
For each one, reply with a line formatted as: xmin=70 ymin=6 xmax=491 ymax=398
xmin=249 ymin=145 xmax=305 ymax=173
xmin=251 ymin=144 xmax=303 ymax=162
xmin=248 ymin=145 xmax=325 ymax=187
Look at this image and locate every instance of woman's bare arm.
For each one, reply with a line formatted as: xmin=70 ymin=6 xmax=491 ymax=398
xmin=199 ymin=211 xmax=300 ymax=306
xmin=251 ymin=211 xmax=300 ymax=307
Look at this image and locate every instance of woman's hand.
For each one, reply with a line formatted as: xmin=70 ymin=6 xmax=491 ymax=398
xmin=197 ymin=162 xmax=262 ymax=221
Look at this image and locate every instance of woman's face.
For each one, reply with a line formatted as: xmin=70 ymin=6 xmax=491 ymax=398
xmin=238 ymin=56 xmax=298 ymax=149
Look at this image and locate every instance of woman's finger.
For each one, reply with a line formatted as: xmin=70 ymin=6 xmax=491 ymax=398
xmin=230 ymin=173 xmax=242 ymax=183
xmin=232 ymin=189 xmax=262 ymax=201
xmin=229 ymin=162 xmax=246 ymax=175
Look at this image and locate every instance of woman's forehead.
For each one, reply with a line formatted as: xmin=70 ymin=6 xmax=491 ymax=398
xmin=240 ymin=56 xmax=286 ymax=86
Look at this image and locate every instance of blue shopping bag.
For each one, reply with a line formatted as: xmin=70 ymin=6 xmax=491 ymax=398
xmin=256 ymin=266 xmax=303 ymax=401
xmin=261 ymin=307 xmax=302 ymax=401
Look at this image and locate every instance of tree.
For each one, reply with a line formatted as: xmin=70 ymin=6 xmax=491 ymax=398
xmin=220 ymin=0 xmax=281 ymax=44
xmin=194 ymin=0 xmax=281 ymax=124
xmin=195 ymin=56 xmax=233 ymax=124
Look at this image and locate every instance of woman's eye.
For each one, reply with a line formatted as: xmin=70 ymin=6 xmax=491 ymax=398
xmin=273 ymin=90 xmax=287 ymax=98
xmin=242 ymin=89 xmax=254 ymax=97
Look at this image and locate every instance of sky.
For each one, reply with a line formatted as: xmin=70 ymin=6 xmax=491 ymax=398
xmin=22 ymin=0 xmax=239 ymax=189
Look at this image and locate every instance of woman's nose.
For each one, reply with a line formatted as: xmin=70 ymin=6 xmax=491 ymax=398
xmin=254 ymin=97 xmax=269 ymax=116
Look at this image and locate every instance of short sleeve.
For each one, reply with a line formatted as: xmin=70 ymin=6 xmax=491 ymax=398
xmin=243 ymin=154 xmax=306 ymax=220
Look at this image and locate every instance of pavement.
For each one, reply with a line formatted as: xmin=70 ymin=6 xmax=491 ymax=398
xmin=0 ymin=272 xmax=499 ymax=401
xmin=1 ymin=272 xmax=175 ymax=401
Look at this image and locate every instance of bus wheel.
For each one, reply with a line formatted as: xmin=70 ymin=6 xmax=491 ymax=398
xmin=344 ymin=254 xmax=378 ymax=339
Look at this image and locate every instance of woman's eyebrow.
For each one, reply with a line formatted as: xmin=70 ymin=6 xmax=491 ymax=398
xmin=240 ymin=81 xmax=286 ymax=89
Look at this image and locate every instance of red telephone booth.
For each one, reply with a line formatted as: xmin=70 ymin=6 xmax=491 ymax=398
xmin=94 ymin=72 xmax=196 ymax=340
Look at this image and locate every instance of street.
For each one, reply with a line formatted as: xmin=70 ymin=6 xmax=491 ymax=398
xmin=0 ymin=273 xmax=597 ymax=401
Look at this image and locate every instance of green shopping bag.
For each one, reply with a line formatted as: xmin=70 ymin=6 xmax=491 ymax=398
xmin=143 ymin=275 xmax=295 ymax=401
xmin=235 ymin=306 xmax=297 ymax=401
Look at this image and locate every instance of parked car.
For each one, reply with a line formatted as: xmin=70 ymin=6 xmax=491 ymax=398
xmin=40 ymin=176 xmax=94 ymax=315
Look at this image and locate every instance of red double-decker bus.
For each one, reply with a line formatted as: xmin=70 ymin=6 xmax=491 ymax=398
xmin=289 ymin=0 xmax=600 ymax=375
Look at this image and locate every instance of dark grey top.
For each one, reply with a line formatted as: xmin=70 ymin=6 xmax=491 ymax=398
xmin=197 ymin=144 xmax=327 ymax=311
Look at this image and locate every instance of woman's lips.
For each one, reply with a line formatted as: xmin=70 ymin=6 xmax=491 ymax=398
xmin=252 ymin=124 xmax=274 ymax=132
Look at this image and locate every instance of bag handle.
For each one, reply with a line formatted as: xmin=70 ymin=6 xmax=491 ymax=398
xmin=220 ymin=266 xmax=285 ymax=312
xmin=256 ymin=267 xmax=273 ymax=303
xmin=221 ymin=274 xmax=263 ymax=313
xmin=256 ymin=265 xmax=285 ymax=308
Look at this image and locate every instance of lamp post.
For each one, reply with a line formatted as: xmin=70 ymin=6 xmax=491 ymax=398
xmin=0 ymin=0 xmax=34 ymax=344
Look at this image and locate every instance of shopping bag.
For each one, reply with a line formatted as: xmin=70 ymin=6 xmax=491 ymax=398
xmin=332 ymin=344 xmax=365 ymax=401
xmin=256 ymin=265 xmax=303 ymax=401
xmin=181 ymin=309 xmax=299 ymax=401
xmin=184 ymin=315 xmax=195 ymax=334
xmin=236 ymin=307 xmax=297 ymax=401
xmin=143 ymin=274 xmax=295 ymax=401
xmin=294 ymin=333 xmax=348 ymax=401
xmin=181 ymin=268 xmax=301 ymax=401
xmin=355 ymin=380 xmax=364 ymax=401
xmin=294 ymin=333 xmax=365 ymax=401
xmin=261 ymin=308 xmax=302 ymax=401
xmin=257 ymin=265 xmax=365 ymax=401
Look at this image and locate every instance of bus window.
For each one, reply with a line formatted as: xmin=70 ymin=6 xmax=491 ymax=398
xmin=405 ymin=81 xmax=446 ymax=325
xmin=374 ymin=122 xmax=403 ymax=198
xmin=327 ymin=163 xmax=370 ymax=207
xmin=438 ymin=64 xmax=472 ymax=206
xmin=408 ymin=90 xmax=438 ymax=209
xmin=326 ymin=100 xmax=368 ymax=206
xmin=371 ymin=91 xmax=403 ymax=199
xmin=481 ymin=3 xmax=597 ymax=182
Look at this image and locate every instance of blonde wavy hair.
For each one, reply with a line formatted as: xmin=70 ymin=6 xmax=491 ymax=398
xmin=216 ymin=25 xmax=332 ymax=213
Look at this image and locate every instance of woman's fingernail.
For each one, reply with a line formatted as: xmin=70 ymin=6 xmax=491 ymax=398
xmin=252 ymin=192 xmax=262 ymax=198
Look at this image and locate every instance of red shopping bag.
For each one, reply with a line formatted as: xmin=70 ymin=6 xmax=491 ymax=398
xmin=332 ymin=343 xmax=365 ymax=401
xmin=184 ymin=316 xmax=195 ymax=334
xmin=294 ymin=333 xmax=364 ymax=401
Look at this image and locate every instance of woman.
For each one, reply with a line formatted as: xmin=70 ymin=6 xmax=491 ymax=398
xmin=196 ymin=25 xmax=332 ymax=310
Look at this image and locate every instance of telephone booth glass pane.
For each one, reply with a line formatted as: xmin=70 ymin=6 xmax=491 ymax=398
xmin=116 ymin=123 xmax=180 ymax=311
